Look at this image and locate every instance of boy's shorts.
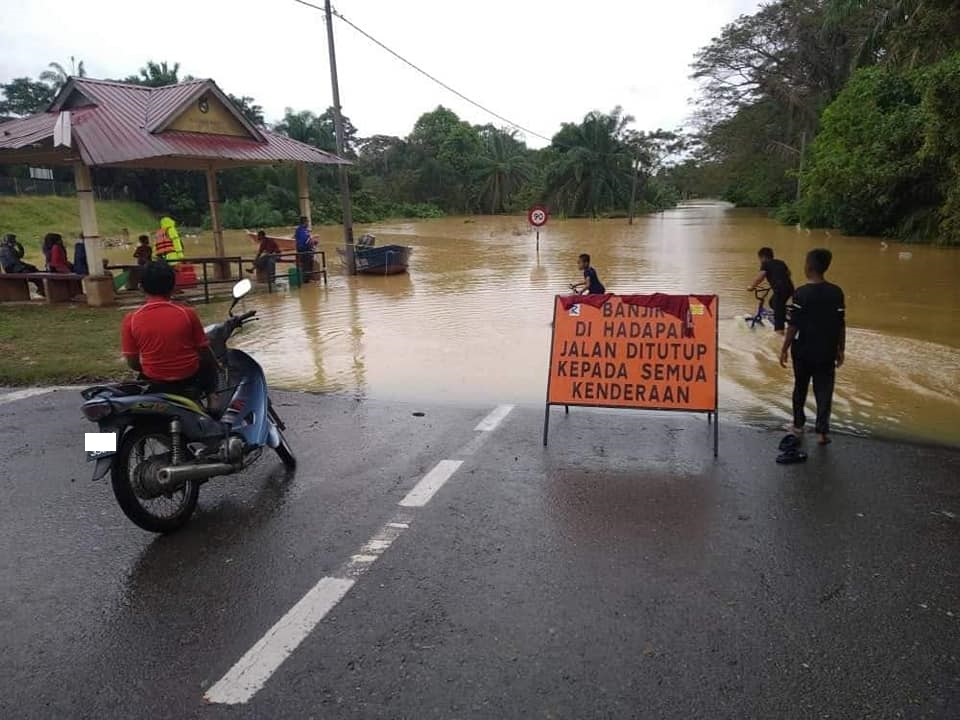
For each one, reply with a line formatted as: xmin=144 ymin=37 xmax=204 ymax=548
xmin=771 ymin=292 xmax=789 ymax=331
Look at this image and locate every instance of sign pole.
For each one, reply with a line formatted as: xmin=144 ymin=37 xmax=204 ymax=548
xmin=542 ymin=404 xmax=550 ymax=446
xmin=713 ymin=296 xmax=720 ymax=457
xmin=536 ymin=230 xmax=540 ymax=253
xmin=714 ymin=409 xmax=719 ymax=458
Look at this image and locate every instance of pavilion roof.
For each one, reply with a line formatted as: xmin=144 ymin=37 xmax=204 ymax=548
xmin=0 ymin=77 xmax=348 ymax=170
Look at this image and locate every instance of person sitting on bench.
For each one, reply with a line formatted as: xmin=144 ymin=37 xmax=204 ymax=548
xmin=0 ymin=234 xmax=44 ymax=296
xmin=44 ymin=233 xmax=73 ymax=274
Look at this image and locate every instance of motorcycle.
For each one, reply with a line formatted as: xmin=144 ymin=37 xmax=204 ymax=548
xmin=80 ymin=279 xmax=296 ymax=533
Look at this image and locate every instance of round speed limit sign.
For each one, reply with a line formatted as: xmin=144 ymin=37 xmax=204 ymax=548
xmin=528 ymin=205 xmax=549 ymax=228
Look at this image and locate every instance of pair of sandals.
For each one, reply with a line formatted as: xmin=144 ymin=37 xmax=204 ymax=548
xmin=776 ymin=433 xmax=807 ymax=464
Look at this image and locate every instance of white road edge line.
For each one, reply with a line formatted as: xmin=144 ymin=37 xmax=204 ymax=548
xmin=204 ymin=576 xmax=355 ymax=705
xmin=398 ymin=459 xmax=463 ymax=507
xmin=0 ymin=386 xmax=75 ymax=406
xmin=474 ymin=404 xmax=514 ymax=432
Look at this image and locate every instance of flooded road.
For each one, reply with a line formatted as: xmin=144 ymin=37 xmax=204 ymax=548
xmin=163 ymin=202 xmax=959 ymax=445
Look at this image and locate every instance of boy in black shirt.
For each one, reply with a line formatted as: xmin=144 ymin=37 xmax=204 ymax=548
xmin=748 ymin=247 xmax=794 ymax=333
xmin=572 ymin=253 xmax=606 ymax=295
xmin=779 ymin=248 xmax=846 ymax=445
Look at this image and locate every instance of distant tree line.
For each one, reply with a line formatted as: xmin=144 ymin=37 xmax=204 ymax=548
xmin=684 ymin=0 xmax=960 ymax=244
xmin=0 ymin=60 xmax=684 ymax=229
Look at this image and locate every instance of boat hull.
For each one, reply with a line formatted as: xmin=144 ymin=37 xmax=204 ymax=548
xmin=339 ymin=244 xmax=411 ymax=275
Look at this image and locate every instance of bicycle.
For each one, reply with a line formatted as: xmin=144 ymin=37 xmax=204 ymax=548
xmin=744 ymin=286 xmax=774 ymax=329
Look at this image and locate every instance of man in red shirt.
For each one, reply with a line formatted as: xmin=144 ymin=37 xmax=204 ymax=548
xmin=121 ymin=262 xmax=219 ymax=395
xmin=249 ymin=229 xmax=280 ymax=281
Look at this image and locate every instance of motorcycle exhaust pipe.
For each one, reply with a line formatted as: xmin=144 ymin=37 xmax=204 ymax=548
xmin=157 ymin=462 xmax=234 ymax=486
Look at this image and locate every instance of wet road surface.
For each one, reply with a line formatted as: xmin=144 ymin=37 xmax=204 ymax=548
xmin=0 ymin=388 xmax=958 ymax=719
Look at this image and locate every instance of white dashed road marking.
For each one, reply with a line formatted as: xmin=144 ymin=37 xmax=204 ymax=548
xmin=205 ymin=404 xmax=516 ymax=705
xmin=474 ymin=404 xmax=514 ymax=432
xmin=398 ymin=459 xmax=463 ymax=508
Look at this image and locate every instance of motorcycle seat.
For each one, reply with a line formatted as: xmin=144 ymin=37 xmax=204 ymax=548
xmin=81 ymin=383 xmax=148 ymax=400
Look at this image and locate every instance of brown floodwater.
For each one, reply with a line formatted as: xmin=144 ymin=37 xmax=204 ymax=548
xmin=108 ymin=202 xmax=960 ymax=445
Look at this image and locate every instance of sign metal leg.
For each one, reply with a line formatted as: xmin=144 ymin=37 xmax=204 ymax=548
xmin=713 ymin=409 xmax=719 ymax=458
xmin=542 ymin=404 xmax=550 ymax=446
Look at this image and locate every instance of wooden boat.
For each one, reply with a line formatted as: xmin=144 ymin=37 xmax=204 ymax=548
xmin=245 ymin=230 xmax=296 ymax=252
xmin=337 ymin=234 xmax=411 ymax=275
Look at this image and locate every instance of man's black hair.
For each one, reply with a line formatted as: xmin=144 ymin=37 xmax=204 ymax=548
xmin=138 ymin=234 xmax=150 ymax=243
xmin=258 ymin=229 xmax=267 ymax=238
xmin=299 ymin=216 xmax=308 ymax=224
xmin=141 ymin=260 xmax=176 ymax=297
xmin=579 ymin=253 xmax=591 ymax=264
xmin=758 ymin=247 xmax=774 ymax=259
xmin=806 ymin=248 xmax=833 ymax=275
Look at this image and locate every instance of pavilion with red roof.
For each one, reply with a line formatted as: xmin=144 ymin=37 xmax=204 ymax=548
xmin=0 ymin=77 xmax=348 ymax=304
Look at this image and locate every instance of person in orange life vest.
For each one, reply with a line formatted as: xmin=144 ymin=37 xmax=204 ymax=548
xmin=121 ymin=261 xmax=219 ymax=396
xmin=154 ymin=215 xmax=184 ymax=263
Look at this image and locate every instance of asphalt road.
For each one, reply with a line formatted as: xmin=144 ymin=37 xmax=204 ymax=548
xmin=0 ymin=388 xmax=957 ymax=719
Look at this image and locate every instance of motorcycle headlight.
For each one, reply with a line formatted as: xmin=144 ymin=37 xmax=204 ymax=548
xmin=81 ymin=400 xmax=113 ymax=421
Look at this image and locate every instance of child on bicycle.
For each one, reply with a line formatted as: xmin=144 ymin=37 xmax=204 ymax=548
xmin=571 ymin=253 xmax=606 ymax=295
xmin=748 ymin=247 xmax=794 ymax=333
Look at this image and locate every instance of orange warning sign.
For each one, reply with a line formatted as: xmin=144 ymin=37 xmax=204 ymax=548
xmin=546 ymin=294 xmax=718 ymax=412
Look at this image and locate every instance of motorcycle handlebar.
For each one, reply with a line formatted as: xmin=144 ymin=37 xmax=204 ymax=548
xmin=237 ymin=310 xmax=258 ymax=322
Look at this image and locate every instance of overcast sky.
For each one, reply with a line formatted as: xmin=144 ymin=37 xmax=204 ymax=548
xmin=1 ymin=0 xmax=761 ymax=148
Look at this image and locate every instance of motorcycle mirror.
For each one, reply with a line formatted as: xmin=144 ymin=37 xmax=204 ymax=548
xmin=232 ymin=278 xmax=252 ymax=299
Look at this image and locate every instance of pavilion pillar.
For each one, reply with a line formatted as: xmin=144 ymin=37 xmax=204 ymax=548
xmin=74 ymin=161 xmax=113 ymax=306
xmin=296 ymin=163 xmax=311 ymax=227
xmin=205 ymin=165 xmax=228 ymax=280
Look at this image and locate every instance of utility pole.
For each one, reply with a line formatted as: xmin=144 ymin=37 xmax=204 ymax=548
xmin=324 ymin=0 xmax=356 ymax=274
xmin=796 ymin=130 xmax=807 ymax=203
xmin=628 ymin=155 xmax=640 ymax=225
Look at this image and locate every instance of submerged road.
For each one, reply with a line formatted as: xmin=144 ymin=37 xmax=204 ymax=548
xmin=0 ymin=388 xmax=957 ymax=719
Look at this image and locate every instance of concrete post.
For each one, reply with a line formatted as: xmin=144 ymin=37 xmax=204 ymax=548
xmin=74 ymin=162 xmax=103 ymax=275
xmin=74 ymin=161 xmax=114 ymax=306
xmin=205 ymin=165 xmax=228 ymax=280
xmin=296 ymin=163 xmax=311 ymax=227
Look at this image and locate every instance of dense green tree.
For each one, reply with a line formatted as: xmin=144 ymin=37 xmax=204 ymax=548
xmin=826 ymin=0 xmax=960 ymax=68
xmin=227 ymin=94 xmax=264 ymax=126
xmin=0 ymin=78 xmax=55 ymax=116
xmin=799 ymin=64 xmax=935 ymax=237
xmin=274 ymin=107 xmax=358 ymax=156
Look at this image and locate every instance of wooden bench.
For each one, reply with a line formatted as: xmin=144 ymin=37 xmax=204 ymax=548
xmin=0 ymin=272 xmax=85 ymax=303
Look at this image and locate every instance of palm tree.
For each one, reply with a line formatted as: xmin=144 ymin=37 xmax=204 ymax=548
xmin=473 ymin=129 xmax=533 ymax=213
xmin=124 ymin=61 xmax=191 ymax=87
xmin=40 ymin=57 xmax=86 ymax=92
xmin=545 ymin=107 xmax=634 ymax=217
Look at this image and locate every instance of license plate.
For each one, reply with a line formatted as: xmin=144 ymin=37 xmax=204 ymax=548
xmin=85 ymin=432 xmax=117 ymax=461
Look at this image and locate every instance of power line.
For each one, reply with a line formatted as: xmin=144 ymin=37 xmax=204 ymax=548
xmin=291 ymin=0 xmax=553 ymax=143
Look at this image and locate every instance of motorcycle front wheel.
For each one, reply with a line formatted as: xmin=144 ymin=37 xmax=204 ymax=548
xmin=111 ymin=424 xmax=200 ymax=533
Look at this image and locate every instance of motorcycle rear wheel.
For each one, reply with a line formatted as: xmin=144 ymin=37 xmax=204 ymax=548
xmin=111 ymin=424 xmax=200 ymax=533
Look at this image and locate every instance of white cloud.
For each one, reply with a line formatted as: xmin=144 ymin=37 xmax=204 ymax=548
xmin=0 ymin=0 xmax=762 ymax=147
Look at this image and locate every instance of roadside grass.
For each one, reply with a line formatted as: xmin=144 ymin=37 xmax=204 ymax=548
xmin=0 ymin=196 xmax=157 ymax=263
xmin=0 ymin=302 xmax=220 ymax=386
